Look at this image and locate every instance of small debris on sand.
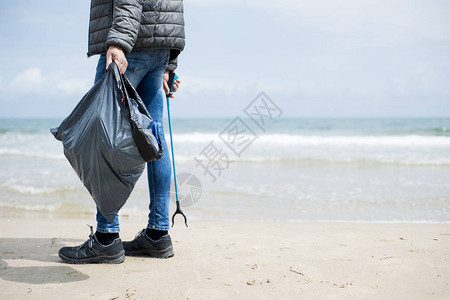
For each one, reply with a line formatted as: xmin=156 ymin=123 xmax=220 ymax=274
xmin=289 ymin=267 xmax=304 ymax=276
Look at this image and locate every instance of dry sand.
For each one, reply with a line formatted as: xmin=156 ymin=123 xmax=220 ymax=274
xmin=0 ymin=218 xmax=449 ymax=299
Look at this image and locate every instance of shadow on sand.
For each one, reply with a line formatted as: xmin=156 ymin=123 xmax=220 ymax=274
xmin=0 ymin=237 xmax=89 ymax=284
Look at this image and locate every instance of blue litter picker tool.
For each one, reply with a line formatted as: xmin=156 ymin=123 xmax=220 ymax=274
xmin=166 ymin=72 xmax=188 ymax=227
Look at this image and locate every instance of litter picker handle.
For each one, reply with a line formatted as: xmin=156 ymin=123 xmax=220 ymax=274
xmin=165 ymin=72 xmax=187 ymax=227
xmin=167 ymin=72 xmax=179 ymax=96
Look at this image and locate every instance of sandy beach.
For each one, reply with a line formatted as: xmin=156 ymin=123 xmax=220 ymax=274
xmin=0 ymin=218 xmax=449 ymax=299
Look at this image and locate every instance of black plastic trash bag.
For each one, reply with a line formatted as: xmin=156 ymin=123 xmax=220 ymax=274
xmin=51 ymin=62 xmax=163 ymax=222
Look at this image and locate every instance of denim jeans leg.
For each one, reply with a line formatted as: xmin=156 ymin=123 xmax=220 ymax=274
xmin=146 ymin=96 xmax=171 ymax=231
xmin=96 ymin=208 xmax=120 ymax=233
xmin=134 ymin=60 xmax=172 ymax=230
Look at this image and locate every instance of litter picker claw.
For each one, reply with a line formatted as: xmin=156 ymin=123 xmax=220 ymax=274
xmin=166 ymin=72 xmax=188 ymax=227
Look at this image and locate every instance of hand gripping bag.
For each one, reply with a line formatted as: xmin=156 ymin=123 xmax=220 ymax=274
xmin=51 ymin=62 xmax=163 ymax=222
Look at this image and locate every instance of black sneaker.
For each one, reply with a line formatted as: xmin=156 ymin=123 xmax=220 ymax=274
xmin=123 ymin=229 xmax=174 ymax=258
xmin=58 ymin=225 xmax=125 ymax=264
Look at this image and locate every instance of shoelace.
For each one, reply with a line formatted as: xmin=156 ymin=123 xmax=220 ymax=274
xmin=135 ymin=229 xmax=146 ymax=239
xmin=76 ymin=224 xmax=95 ymax=251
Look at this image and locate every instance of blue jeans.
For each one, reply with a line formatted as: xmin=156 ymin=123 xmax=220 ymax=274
xmin=95 ymin=49 xmax=172 ymax=233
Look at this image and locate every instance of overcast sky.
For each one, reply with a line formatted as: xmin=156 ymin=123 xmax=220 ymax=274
xmin=0 ymin=0 xmax=449 ymax=118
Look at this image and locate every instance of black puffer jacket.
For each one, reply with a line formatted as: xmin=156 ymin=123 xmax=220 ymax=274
xmin=88 ymin=0 xmax=185 ymax=71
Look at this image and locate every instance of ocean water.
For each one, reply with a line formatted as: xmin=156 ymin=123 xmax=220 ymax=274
xmin=0 ymin=118 xmax=449 ymax=222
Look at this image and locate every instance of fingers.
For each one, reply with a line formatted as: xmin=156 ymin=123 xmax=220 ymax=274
xmin=118 ymin=59 xmax=128 ymax=75
xmin=172 ymin=82 xmax=179 ymax=93
xmin=163 ymin=80 xmax=170 ymax=96
xmin=105 ymin=46 xmax=127 ymax=74
xmin=113 ymin=55 xmax=127 ymax=74
xmin=108 ymin=57 xmax=127 ymax=74
xmin=106 ymin=53 xmax=112 ymax=70
xmin=162 ymin=71 xmax=181 ymax=97
xmin=163 ymin=71 xmax=181 ymax=97
xmin=171 ymin=79 xmax=181 ymax=92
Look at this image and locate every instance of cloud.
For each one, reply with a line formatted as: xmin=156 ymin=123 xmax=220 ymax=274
xmin=56 ymin=78 xmax=92 ymax=95
xmin=1 ymin=67 xmax=91 ymax=100
xmin=181 ymin=75 xmax=286 ymax=96
xmin=186 ymin=0 xmax=450 ymax=100
xmin=190 ymin=0 xmax=450 ymax=45
xmin=10 ymin=68 xmax=46 ymax=95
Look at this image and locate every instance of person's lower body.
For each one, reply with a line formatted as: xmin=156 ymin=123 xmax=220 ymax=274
xmin=59 ymin=49 xmax=174 ymax=264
